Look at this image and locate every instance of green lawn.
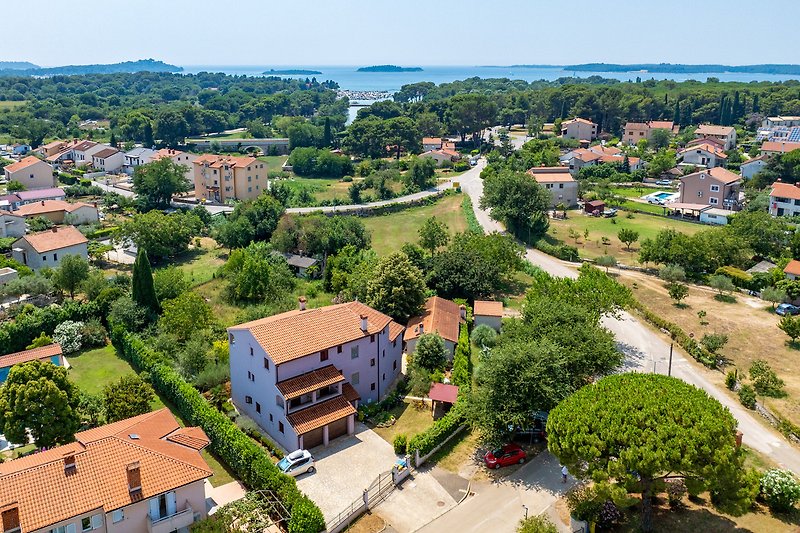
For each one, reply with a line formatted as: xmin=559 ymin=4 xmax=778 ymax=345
xmin=363 ymin=193 xmax=468 ymax=256
xmin=370 ymin=400 xmax=435 ymax=444
xmin=170 ymin=238 xmax=226 ymax=287
xmin=257 ymin=155 xmax=288 ymax=171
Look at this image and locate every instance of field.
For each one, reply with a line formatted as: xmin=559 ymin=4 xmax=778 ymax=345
xmin=547 ymin=210 xmax=704 ymax=264
xmin=257 ymin=154 xmax=288 ymax=171
xmin=362 ymin=193 xmax=468 ymax=256
xmin=171 ymin=237 xmax=226 ymax=287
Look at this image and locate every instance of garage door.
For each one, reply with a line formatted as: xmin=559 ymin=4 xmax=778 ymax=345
xmin=303 ymin=427 xmax=324 ymax=449
xmin=328 ymin=416 xmax=348 ymax=441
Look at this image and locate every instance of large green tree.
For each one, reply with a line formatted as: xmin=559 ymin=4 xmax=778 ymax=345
xmin=222 ymin=242 xmax=295 ymax=302
xmin=413 ymin=333 xmax=448 ymax=371
xmin=366 ymin=252 xmax=426 ymax=323
xmin=132 ymin=157 xmax=191 ymax=210
xmin=547 ymin=373 xmax=744 ymax=531
xmin=214 ymin=193 xmax=286 ymax=250
xmin=0 ymin=360 xmax=81 ymax=447
xmin=132 ymin=249 xmax=159 ymax=314
xmin=160 ymin=291 xmax=213 ymax=341
xmin=103 ymin=375 xmax=156 ymax=422
xmin=480 ymin=170 xmax=551 ymax=239
xmin=418 ymin=216 xmax=450 ymax=256
xmin=52 ymin=254 xmax=90 ymax=299
xmin=118 ymin=211 xmax=202 ymax=261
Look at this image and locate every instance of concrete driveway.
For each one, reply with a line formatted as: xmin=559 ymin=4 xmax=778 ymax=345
xmin=295 ymin=422 xmax=398 ymax=524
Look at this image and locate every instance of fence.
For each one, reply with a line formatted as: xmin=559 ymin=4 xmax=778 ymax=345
xmin=325 ymin=469 xmax=398 ymax=533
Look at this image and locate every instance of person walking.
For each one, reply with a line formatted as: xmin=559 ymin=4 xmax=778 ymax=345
xmin=561 ymin=465 xmax=568 ymax=483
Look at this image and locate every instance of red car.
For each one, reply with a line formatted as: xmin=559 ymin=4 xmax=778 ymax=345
xmin=484 ymin=444 xmax=527 ymax=469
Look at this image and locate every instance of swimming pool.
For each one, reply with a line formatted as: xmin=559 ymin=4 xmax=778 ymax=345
xmin=653 ymin=192 xmax=673 ymax=200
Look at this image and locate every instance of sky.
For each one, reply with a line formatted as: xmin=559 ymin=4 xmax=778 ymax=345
xmin=9 ymin=0 xmax=800 ymax=67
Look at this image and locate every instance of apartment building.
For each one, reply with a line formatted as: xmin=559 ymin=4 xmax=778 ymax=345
xmin=694 ymin=124 xmax=737 ymax=150
xmin=678 ymin=167 xmax=742 ymax=210
xmin=560 ymin=117 xmax=598 ymax=141
xmin=526 ymin=166 xmax=579 ymax=207
xmin=193 ymin=154 xmax=267 ymax=203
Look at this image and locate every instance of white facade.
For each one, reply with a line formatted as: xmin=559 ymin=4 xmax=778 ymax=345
xmin=92 ymin=150 xmax=125 ymax=173
xmin=769 ymin=195 xmax=800 ymax=218
xmin=699 ymin=208 xmax=731 ymax=225
xmin=12 ymin=241 xmax=88 ymax=271
xmin=0 ymin=211 xmax=25 ymax=237
xmin=680 ymin=146 xmax=726 ymax=168
xmin=740 ymin=158 xmax=767 ymax=179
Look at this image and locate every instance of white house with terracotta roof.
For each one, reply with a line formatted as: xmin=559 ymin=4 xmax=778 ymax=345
xmin=740 ymin=155 xmax=769 ymax=179
xmin=0 ymin=209 xmax=25 ymax=238
xmin=560 ymin=117 xmax=598 ymax=141
xmin=422 ymin=137 xmax=443 ymax=151
xmin=769 ymin=181 xmax=800 ymax=217
xmin=16 ymin=200 xmax=99 ymax=225
xmin=193 ymin=154 xmax=266 ymax=203
xmin=0 ymin=343 xmax=63 ymax=383
xmin=526 ymin=167 xmax=579 ymax=207
xmin=622 ymin=120 xmax=678 ymax=145
xmin=679 ymin=142 xmax=728 ymax=168
xmin=0 ymin=409 xmax=212 ymax=533
xmin=678 ymin=167 xmax=742 ymax=210
xmin=405 ymin=296 xmax=465 ymax=357
xmin=419 ymin=145 xmax=461 ymax=166
xmin=152 ymin=148 xmax=197 ymax=182
xmin=474 ymin=300 xmax=503 ymax=331
xmin=71 ymin=140 xmax=106 ymax=167
xmin=91 ymin=147 xmax=124 ymax=173
xmin=761 ymin=141 xmax=800 ymax=157
xmin=3 ymin=156 xmax=55 ymax=190
xmin=11 ymin=226 xmax=88 ymax=270
xmin=784 ymin=260 xmax=800 ymax=281
xmin=228 ymin=299 xmax=404 ymax=452
xmin=694 ymin=124 xmax=737 ymax=150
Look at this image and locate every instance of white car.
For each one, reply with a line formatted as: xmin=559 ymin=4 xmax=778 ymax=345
xmin=277 ymin=449 xmax=316 ymax=477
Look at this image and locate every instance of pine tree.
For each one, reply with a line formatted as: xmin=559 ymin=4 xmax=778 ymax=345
xmin=132 ymin=249 xmax=159 ymax=314
xmin=621 ymin=154 xmax=631 ymax=173
xmin=143 ymin=121 xmax=154 ymax=147
xmin=323 ymin=117 xmax=332 ymax=147
xmin=109 ymin=132 xmax=117 ymax=148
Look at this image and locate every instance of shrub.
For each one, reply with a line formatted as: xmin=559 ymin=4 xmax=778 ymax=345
xmin=393 ymin=434 xmax=407 ymax=455
xmin=517 ymin=515 xmax=558 ymax=533
xmin=193 ymin=363 xmax=230 ymax=392
xmin=750 ymin=359 xmax=785 ymax=397
xmin=739 ymin=384 xmax=757 ymax=409
xmin=0 ymin=301 xmax=102 ymax=355
xmin=715 ymin=266 xmax=753 ymax=289
xmin=760 ymin=469 xmax=800 ymax=512
xmin=535 ymin=240 xmax=580 ymax=262
xmin=470 ymin=324 xmax=498 ymax=348
xmin=725 ymin=369 xmax=738 ymax=391
xmin=80 ymin=319 xmax=108 ymax=348
xmin=566 ymin=485 xmax=602 ymax=522
xmin=407 ymin=401 xmax=465 ymax=458
xmin=700 ymin=333 xmax=728 ymax=354
xmin=287 ymin=496 xmax=326 ymax=533
xmin=414 ymin=333 xmax=448 ymax=371
xmin=596 ymin=500 xmax=622 ymax=528
xmin=53 ymin=320 xmax=84 ymax=354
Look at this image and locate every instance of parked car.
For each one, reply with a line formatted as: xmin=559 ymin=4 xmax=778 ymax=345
xmin=655 ymin=179 xmax=673 ymax=186
xmin=776 ymin=303 xmax=800 ymax=316
xmin=277 ymin=449 xmax=316 ymax=477
xmin=484 ymin=443 xmax=527 ymax=469
xmin=603 ymin=208 xmax=618 ymax=218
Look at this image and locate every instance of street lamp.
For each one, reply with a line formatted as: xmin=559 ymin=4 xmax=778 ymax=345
xmin=522 ymin=505 xmax=529 ymax=520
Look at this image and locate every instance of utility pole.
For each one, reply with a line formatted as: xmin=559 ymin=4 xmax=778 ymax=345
xmin=668 ymin=342 xmax=674 ymax=376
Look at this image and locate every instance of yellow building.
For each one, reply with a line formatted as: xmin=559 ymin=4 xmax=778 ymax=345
xmin=192 ymin=154 xmax=266 ymax=203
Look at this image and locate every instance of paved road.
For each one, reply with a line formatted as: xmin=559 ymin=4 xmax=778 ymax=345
xmin=286 ymin=180 xmax=453 ymax=214
xmin=460 ymin=159 xmax=800 ymax=475
xmin=91 ymin=178 xmax=135 ymax=198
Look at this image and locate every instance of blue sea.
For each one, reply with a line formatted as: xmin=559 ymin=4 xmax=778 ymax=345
xmin=181 ymin=64 xmax=800 ymax=93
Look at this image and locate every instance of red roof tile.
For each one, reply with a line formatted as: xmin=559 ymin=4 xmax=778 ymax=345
xmin=287 ymin=395 xmax=356 ymax=435
xmin=428 ymin=383 xmax=459 ymax=404
xmin=474 ymin=300 xmax=503 ymax=317
xmin=0 ymin=343 xmax=62 ymax=369
xmin=405 ymin=296 xmax=463 ymax=344
xmin=276 ymin=365 xmax=345 ymax=400
xmin=16 ymin=225 xmax=88 ymax=253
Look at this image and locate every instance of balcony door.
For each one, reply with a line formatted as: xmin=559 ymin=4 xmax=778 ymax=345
xmin=149 ymin=491 xmax=177 ymax=521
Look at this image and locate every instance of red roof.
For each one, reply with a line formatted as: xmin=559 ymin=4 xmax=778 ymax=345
xmin=428 ymin=383 xmax=459 ymax=404
xmin=0 ymin=343 xmax=62 ymax=369
xmin=785 ymin=260 xmax=800 ymax=277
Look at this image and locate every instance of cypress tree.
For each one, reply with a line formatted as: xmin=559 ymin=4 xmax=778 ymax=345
xmin=143 ymin=122 xmax=154 ymax=148
xmin=732 ymin=91 xmax=741 ymax=122
xmin=753 ymin=94 xmax=760 ymax=113
xmin=673 ymin=101 xmax=681 ymax=126
xmin=132 ymin=249 xmax=159 ymax=314
xmin=109 ymin=132 xmax=117 ymax=148
xmin=323 ymin=117 xmax=332 ymax=147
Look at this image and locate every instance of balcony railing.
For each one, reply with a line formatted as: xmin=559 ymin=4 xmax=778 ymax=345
xmin=147 ymin=505 xmax=195 ymax=533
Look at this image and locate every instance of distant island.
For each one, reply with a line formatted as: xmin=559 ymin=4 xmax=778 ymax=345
xmin=0 ymin=61 xmax=39 ymax=70
xmin=263 ymin=69 xmax=322 ymax=75
xmin=357 ymin=65 xmax=423 ymax=73
xmin=0 ymin=59 xmax=182 ymax=77
xmin=563 ymin=63 xmax=800 ymax=75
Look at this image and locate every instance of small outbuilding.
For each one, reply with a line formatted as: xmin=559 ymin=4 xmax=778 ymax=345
xmin=474 ymin=300 xmax=503 ymax=331
xmin=584 ymin=199 xmax=605 ymax=215
xmin=429 ymin=382 xmax=459 ymax=420
xmin=284 ymin=253 xmax=319 ymax=278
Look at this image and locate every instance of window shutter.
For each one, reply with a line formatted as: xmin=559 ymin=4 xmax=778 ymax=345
xmin=166 ymin=491 xmax=177 ymax=516
xmin=149 ymin=498 xmax=160 ymax=520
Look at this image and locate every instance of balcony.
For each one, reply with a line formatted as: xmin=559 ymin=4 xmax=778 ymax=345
xmin=147 ymin=505 xmax=195 ymax=533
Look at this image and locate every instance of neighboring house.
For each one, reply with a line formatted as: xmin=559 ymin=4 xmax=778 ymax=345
xmin=422 ymin=137 xmax=443 ymax=151
xmin=747 ymin=260 xmax=777 ymax=275
xmin=784 ymin=259 xmax=800 ymax=281
xmin=474 ymin=300 xmax=503 ymax=331
xmin=622 ymin=120 xmax=678 ymax=144
xmin=699 ymin=208 xmax=732 ymax=225
xmin=429 ymin=382 xmax=459 ymax=420
xmin=37 ymin=140 xmax=70 ymax=158
xmin=678 ymin=142 xmax=727 ymax=168
xmin=15 ymin=187 xmax=67 ymax=205
xmin=405 ymin=296 xmax=465 ymax=357
xmin=0 ymin=409 xmax=212 ymax=533
xmin=0 ymin=194 xmax=21 ymax=211
xmin=193 ymin=154 xmax=267 ymax=203
xmin=91 ymin=147 xmax=124 ymax=173
xmin=71 ymin=140 xmax=106 ymax=166
xmin=678 ymin=167 xmax=742 ymax=210
xmin=419 ymin=146 xmax=461 ymax=165
xmin=763 ymin=116 xmax=800 ymax=128
xmin=152 ymin=148 xmax=197 ymax=182
xmin=740 ymin=155 xmax=769 ymax=179
xmin=0 ymin=209 xmax=25 ymax=237
xmin=3 ymin=156 xmax=55 ymax=190
xmin=526 ymin=166 xmax=579 ymax=207
xmin=0 ymin=343 xmax=63 ymax=383
xmin=123 ymin=147 xmax=157 ymax=173
xmin=11 ymin=143 xmax=31 ymax=155
xmin=694 ymin=124 xmax=737 ymax=150
xmin=0 ymin=266 xmax=17 ymax=285
xmin=761 ymin=141 xmax=800 ymax=157
xmin=562 ymin=146 xmax=640 ymax=176
xmin=560 ymin=117 xmax=598 ymax=141
xmin=11 ymin=225 xmax=89 ymax=270
xmin=284 ymin=254 xmax=319 ymax=277
xmin=16 ymin=200 xmax=99 ymax=225
xmin=228 ymin=300 xmax=404 ymax=452
xmin=769 ymin=181 xmax=800 ymax=217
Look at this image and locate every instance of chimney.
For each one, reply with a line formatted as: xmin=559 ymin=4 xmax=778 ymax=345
xmin=459 ymin=305 xmax=466 ymax=320
xmin=40 ymin=200 xmax=45 ymax=205
xmin=298 ymin=296 xmax=307 ymax=311
xmin=360 ymin=314 xmax=369 ymax=332
xmin=63 ymin=452 xmax=76 ymax=473
xmin=126 ymin=461 xmax=142 ymax=494
xmin=1 ymin=506 xmax=20 ymax=533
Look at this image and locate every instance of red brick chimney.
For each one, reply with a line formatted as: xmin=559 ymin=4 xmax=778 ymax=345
xmin=126 ymin=461 xmax=142 ymax=494
xmin=360 ymin=314 xmax=369 ymax=332
xmin=299 ymin=296 xmax=307 ymax=311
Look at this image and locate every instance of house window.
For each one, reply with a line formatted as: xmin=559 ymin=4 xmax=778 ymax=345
xmin=709 ymin=197 xmax=719 ymax=205
xmin=245 ymin=395 xmax=252 ymax=404
xmin=370 ymin=358 xmax=375 ymax=367
xmin=371 ymin=383 xmax=376 ymax=391
xmin=247 ymin=371 xmax=254 ymax=382
xmin=50 ymin=525 xmax=77 ymax=533
xmin=710 ymin=184 xmax=720 ymax=192
xmin=279 ymin=422 xmax=284 ymax=433
xmin=337 ymin=345 xmax=342 ymax=353
xmin=111 ymin=509 xmax=124 ymax=524
xmin=383 ymin=373 xmax=386 ymax=381
xmin=352 ymin=372 xmax=360 ymax=385
xmin=53 ymin=253 xmax=58 ymax=261
xmin=269 ymin=413 xmax=273 ymax=422
xmin=392 ymin=339 xmax=396 ymax=348
xmin=320 ymin=349 xmax=328 ymax=362
xmin=149 ymin=492 xmax=177 ymax=521
xmin=264 ymin=357 xmax=270 ymax=369
xmin=256 ymin=402 xmax=261 ymax=413
xmin=370 ymin=334 xmax=375 ymax=343
xmin=250 ymin=347 xmax=254 ymax=356
xmin=229 ymin=334 xmax=236 ymax=344
xmin=559 ymin=183 xmax=564 ymax=189
xmin=351 ymin=346 xmax=359 ymax=359
xmin=393 ymin=360 xmax=397 ymax=370
xmin=81 ymin=514 xmax=102 ymax=531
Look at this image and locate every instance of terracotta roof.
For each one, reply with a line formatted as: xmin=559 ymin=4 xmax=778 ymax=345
xmin=388 ymin=321 xmax=405 ymax=342
xmin=287 ymin=395 xmax=356 ymax=435
xmin=625 ymin=122 xmax=649 ymax=131
xmin=15 ymin=226 xmax=88 ymax=253
xmin=0 ymin=209 xmax=22 ymax=218
xmin=404 ymin=296 xmax=463 ymax=344
xmin=422 ymin=137 xmax=442 ymax=146
xmin=165 ymin=426 xmax=210 ymax=451
xmin=742 ymin=154 xmax=770 ymax=165
xmin=771 ymin=182 xmax=800 ymax=201
xmin=342 ymin=382 xmax=360 ymax=403
xmin=648 ymin=120 xmax=675 ymax=130
xmin=0 ymin=343 xmax=62 ymax=369
xmin=92 ymin=147 xmax=119 ymax=159
xmin=153 ymin=148 xmax=186 ymax=159
xmin=42 ymin=140 xmax=67 ymax=150
xmin=695 ymin=124 xmax=735 ymax=136
xmin=230 ymin=302 xmax=397 ymax=365
xmin=0 ymin=409 xmax=211 ymax=532
xmin=687 ymin=137 xmax=725 ymax=149
xmin=681 ymin=167 xmax=741 ymax=185
xmin=194 ymin=153 xmax=257 ymax=169
xmin=762 ymin=141 xmax=800 ymax=154
xmin=679 ymin=143 xmax=727 ymax=158
xmin=3 ymin=156 xmax=47 ymax=174
xmin=589 ymin=145 xmax=622 ymax=156
xmin=526 ymin=166 xmax=576 ymax=183
xmin=72 ymin=140 xmax=98 ymax=152
xmin=562 ymin=117 xmax=596 ymax=126
xmin=46 ymin=148 xmax=73 ymax=162
xmin=15 ymin=200 xmax=95 ymax=217
xmin=785 ymin=260 xmax=800 ymax=277
xmin=276 ymin=365 xmax=345 ymax=400
xmin=474 ymin=300 xmax=503 ymax=317
xmin=428 ymin=383 xmax=459 ymax=404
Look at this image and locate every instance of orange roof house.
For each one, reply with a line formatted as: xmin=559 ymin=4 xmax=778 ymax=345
xmin=405 ymin=296 xmax=465 ymax=355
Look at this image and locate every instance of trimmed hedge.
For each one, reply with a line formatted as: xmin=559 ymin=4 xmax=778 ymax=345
xmin=0 ymin=301 xmax=103 ymax=355
xmin=630 ymin=299 xmax=716 ymax=367
xmin=535 ymin=240 xmax=580 ymax=262
xmin=715 ymin=266 xmax=752 ymax=290
xmin=461 ymin=195 xmax=484 ymax=235
xmin=111 ymin=330 xmax=324 ymax=533
xmin=407 ymin=400 xmax=466 ymax=458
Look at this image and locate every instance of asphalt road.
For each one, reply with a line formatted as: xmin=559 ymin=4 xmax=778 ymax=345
xmin=459 ymin=159 xmax=800 ymax=474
